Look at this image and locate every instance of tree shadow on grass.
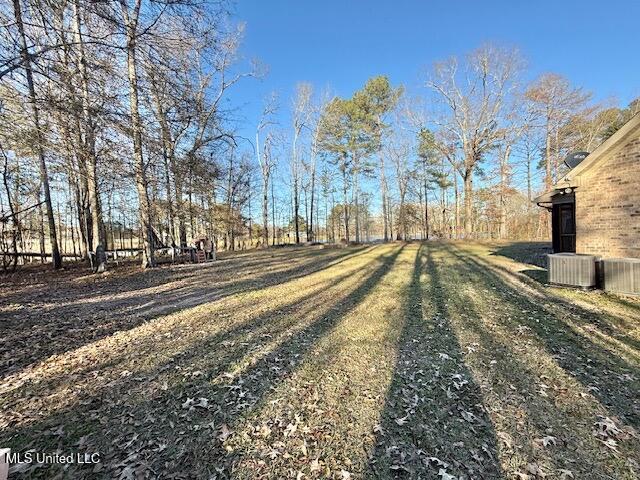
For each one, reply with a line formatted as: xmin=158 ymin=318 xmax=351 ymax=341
xmin=2 ymin=245 xmax=404 ymax=479
xmin=0 ymin=246 xmax=371 ymax=379
xmin=1 ymin=260 xmax=373 ymax=410
xmin=519 ymin=268 xmax=548 ymax=284
xmin=485 ymin=241 xmax=550 ymax=285
xmin=368 ymin=244 xmax=503 ymax=479
xmin=500 ymin=246 xmax=640 ymax=347
xmin=474 ymin=245 xmax=640 ymax=353
xmin=429 ymin=244 xmax=638 ymax=478
xmin=490 ymin=242 xmax=552 ymax=269
xmin=448 ymin=245 xmax=640 ymax=430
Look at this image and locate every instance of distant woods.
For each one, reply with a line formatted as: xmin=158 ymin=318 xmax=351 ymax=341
xmin=1 ymin=0 xmax=254 ymax=271
xmin=1 ymin=4 xmax=637 ymax=272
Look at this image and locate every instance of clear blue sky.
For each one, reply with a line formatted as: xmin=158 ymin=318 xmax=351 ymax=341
xmin=231 ymin=0 xmax=640 ymax=138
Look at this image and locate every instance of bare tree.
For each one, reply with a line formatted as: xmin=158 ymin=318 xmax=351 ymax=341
xmin=11 ymin=0 xmax=61 ymax=269
xmin=428 ymin=45 xmax=522 ymax=237
xmin=525 ymin=73 xmax=590 ymax=188
xmin=291 ymin=83 xmax=312 ymax=243
xmin=73 ymin=0 xmax=107 ymax=271
xmin=254 ymin=94 xmax=278 ymax=246
xmin=305 ymin=92 xmax=329 ymax=242
xmin=387 ymin=139 xmax=411 ymax=240
xmin=495 ymin=109 xmax=528 ymax=239
xmin=259 ymin=133 xmax=277 ymax=246
xmin=118 ymin=0 xmax=156 ymax=267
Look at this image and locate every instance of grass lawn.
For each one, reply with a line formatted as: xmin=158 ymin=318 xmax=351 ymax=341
xmin=1 ymin=242 xmax=638 ymax=479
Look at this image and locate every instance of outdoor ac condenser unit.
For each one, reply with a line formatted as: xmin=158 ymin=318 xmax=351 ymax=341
xmin=547 ymin=253 xmax=597 ymax=288
xmin=603 ymin=258 xmax=640 ymax=295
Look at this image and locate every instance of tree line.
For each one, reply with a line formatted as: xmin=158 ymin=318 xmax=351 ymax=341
xmin=1 ymin=1 xmax=637 ymax=272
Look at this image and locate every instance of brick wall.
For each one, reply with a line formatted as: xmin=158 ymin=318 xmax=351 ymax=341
xmin=575 ymin=136 xmax=640 ymax=258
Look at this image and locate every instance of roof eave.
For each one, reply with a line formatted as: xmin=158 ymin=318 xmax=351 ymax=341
xmin=533 ymin=189 xmax=559 ymax=204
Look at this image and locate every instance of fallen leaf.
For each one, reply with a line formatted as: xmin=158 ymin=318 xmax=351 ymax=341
xmin=497 ymin=431 xmax=513 ymax=449
xmin=438 ymin=468 xmax=457 ymax=480
xmin=558 ymin=469 xmax=574 ymax=479
xmin=593 ymin=416 xmax=621 ymax=439
xmin=525 ymin=462 xmax=546 ymax=477
xmin=395 ymin=415 xmax=409 ymax=426
xmin=599 ymin=438 xmax=619 ymax=452
xmin=427 ymin=457 xmax=447 ymax=468
xmin=513 ymin=472 xmax=531 ymax=480
xmin=461 ymin=411 xmax=476 ymax=423
xmin=536 ymin=435 xmax=557 ymax=447
xmin=218 ymin=424 xmax=232 ymax=442
xmin=309 ymin=458 xmax=321 ymax=472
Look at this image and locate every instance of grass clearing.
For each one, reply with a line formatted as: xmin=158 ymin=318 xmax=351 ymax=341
xmin=1 ymin=242 xmax=638 ymax=479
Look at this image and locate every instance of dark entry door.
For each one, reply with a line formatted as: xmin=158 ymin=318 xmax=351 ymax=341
xmin=552 ymin=202 xmax=576 ymax=253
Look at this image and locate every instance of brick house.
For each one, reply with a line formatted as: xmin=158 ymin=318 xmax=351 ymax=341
xmin=535 ymin=113 xmax=640 ymax=259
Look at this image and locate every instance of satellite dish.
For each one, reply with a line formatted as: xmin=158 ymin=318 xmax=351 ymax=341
xmin=564 ymin=151 xmax=589 ymax=169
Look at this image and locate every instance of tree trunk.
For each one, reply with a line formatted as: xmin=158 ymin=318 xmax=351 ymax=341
xmin=149 ymin=77 xmax=177 ymax=248
xmin=37 ymin=201 xmax=46 ymax=262
xmin=175 ymin=171 xmax=187 ymax=247
xmin=121 ymin=0 xmax=155 ymax=268
xmin=440 ymin=183 xmax=446 ymax=237
xmin=330 ymin=192 xmax=336 ymax=242
xmin=388 ymin=200 xmax=393 ymax=240
xmin=453 ymin=173 xmax=459 ymax=239
xmin=463 ymin=169 xmax=473 ymax=238
xmin=544 ymin=119 xmax=553 ymax=236
xmin=342 ymin=160 xmax=350 ymax=243
xmin=291 ymin=129 xmax=301 ymax=244
xmin=398 ymin=183 xmax=406 ymax=241
xmin=324 ymin=190 xmax=329 ymax=243
xmin=526 ymin=147 xmax=533 ymax=238
xmin=226 ymin=155 xmax=234 ymax=251
xmin=293 ymin=175 xmax=300 ymax=244
xmin=13 ymin=0 xmax=61 ymax=269
xmin=354 ymin=170 xmax=360 ymax=243
xmin=54 ymin=6 xmax=92 ymax=264
xmin=256 ymin=131 xmax=269 ymax=247
xmin=271 ymin=172 xmax=276 ymax=245
xmin=308 ymin=155 xmax=316 ymax=242
xmin=424 ymin=178 xmax=429 ymax=240
xmin=380 ymin=156 xmax=388 ymax=242
xmin=2 ymin=148 xmax=20 ymax=271
xmin=262 ymin=175 xmax=269 ymax=247
xmin=545 ymin=121 xmax=553 ymax=189
xmin=73 ymin=2 xmax=107 ymax=272
xmin=498 ymin=144 xmax=511 ymax=240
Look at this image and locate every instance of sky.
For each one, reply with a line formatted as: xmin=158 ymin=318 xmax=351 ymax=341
xmin=230 ymin=0 xmax=640 ymax=138
xmin=225 ymin=0 xmax=640 ymax=217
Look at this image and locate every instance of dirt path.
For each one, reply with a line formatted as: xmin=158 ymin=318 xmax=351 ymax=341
xmin=1 ymin=243 xmax=638 ymax=479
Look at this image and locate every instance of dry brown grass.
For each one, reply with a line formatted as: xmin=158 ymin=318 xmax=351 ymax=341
xmin=1 ymin=242 xmax=638 ymax=479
